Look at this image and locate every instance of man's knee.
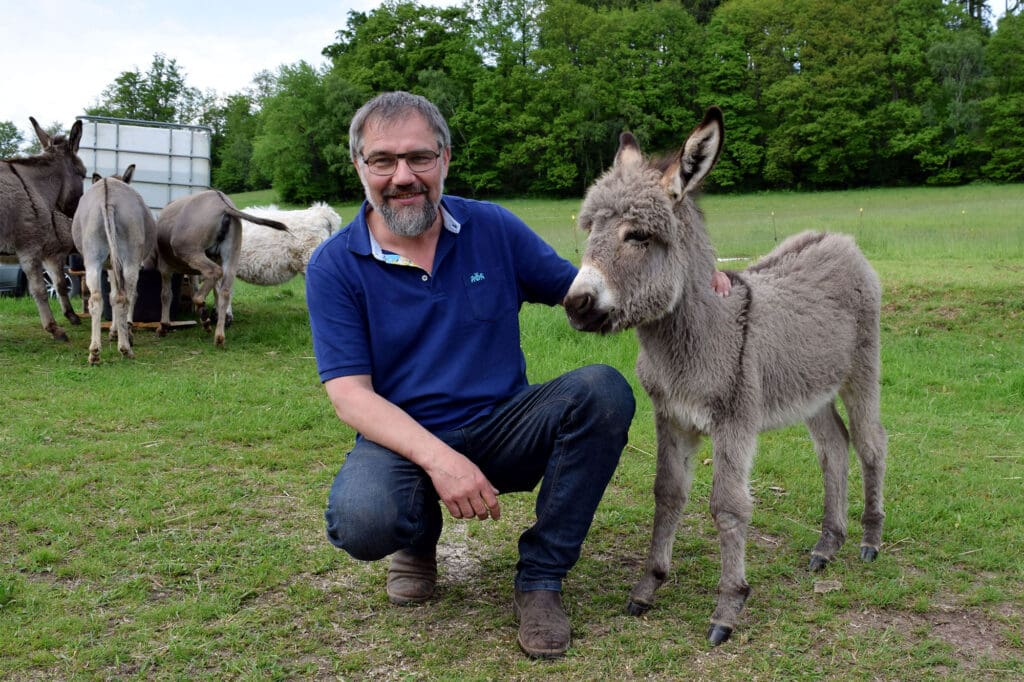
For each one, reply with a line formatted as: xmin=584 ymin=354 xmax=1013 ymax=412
xmin=325 ymin=489 xmax=399 ymax=561
xmin=573 ymin=364 xmax=636 ymax=427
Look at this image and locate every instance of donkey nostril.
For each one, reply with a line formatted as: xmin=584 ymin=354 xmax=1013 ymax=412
xmin=566 ymin=292 xmax=593 ymax=316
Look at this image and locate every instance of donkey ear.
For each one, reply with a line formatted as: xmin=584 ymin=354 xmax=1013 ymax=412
xmin=661 ymin=107 xmax=724 ymax=202
xmin=30 ymin=117 xmax=51 ymax=149
xmin=614 ymin=131 xmax=643 ymax=169
xmin=121 ymin=164 xmax=136 ymax=184
xmin=68 ymin=120 xmax=83 ymax=153
xmin=91 ymin=173 xmax=103 ymax=184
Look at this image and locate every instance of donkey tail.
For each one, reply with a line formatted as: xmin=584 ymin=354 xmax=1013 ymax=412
xmin=215 ymin=190 xmax=288 ymax=231
xmin=101 ymin=180 xmax=126 ymax=296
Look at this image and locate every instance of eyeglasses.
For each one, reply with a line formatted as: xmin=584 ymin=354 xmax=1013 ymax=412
xmin=360 ymin=150 xmax=442 ymax=176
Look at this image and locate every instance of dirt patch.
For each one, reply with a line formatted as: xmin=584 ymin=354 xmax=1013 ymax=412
xmin=437 ymin=522 xmax=482 ymax=582
xmin=845 ymin=600 xmax=1021 ymax=668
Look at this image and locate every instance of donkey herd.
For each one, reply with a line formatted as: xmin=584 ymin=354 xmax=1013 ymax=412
xmin=1 ymin=110 xmax=886 ymax=645
xmin=1 ymin=116 xmax=341 ymax=363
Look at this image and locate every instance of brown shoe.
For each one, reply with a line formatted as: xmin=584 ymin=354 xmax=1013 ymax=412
xmin=386 ymin=549 xmax=437 ymax=605
xmin=513 ymin=589 xmax=571 ymax=659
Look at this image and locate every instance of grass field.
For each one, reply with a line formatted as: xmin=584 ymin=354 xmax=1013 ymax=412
xmin=1 ymin=184 xmax=1022 ymax=680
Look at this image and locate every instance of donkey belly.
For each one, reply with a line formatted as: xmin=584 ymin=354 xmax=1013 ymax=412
xmin=760 ymin=389 xmax=838 ymax=431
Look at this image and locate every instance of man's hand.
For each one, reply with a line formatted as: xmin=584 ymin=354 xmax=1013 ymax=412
xmin=712 ymin=270 xmax=732 ymax=297
xmin=427 ymin=452 xmax=502 ymax=521
xmin=323 ymin=375 xmax=502 ymax=521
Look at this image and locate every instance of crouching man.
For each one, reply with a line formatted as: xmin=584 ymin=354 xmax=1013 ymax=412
xmin=305 ymin=91 xmax=635 ymax=659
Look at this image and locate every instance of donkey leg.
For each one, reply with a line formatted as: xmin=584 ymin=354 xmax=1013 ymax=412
xmin=157 ymin=268 xmax=174 ymax=337
xmin=123 ymin=267 xmax=140 ymax=349
xmin=841 ymin=385 xmax=887 ymax=561
xmin=85 ymin=266 xmax=104 ymax=365
xmin=115 ymin=268 xmax=140 ymax=359
xmin=628 ymin=417 xmax=701 ymax=616
xmin=212 ymin=269 xmax=236 ymax=348
xmin=805 ymin=402 xmax=851 ymax=571
xmin=43 ymin=255 xmax=80 ymax=326
xmin=20 ymin=258 xmax=67 ymax=341
xmin=707 ymin=428 xmax=756 ymax=646
xmin=107 ymin=273 xmax=120 ymax=342
xmin=185 ymin=262 xmax=222 ymax=335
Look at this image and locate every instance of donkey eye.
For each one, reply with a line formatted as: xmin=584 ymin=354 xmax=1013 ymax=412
xmin=624 ymin=230 xmax=650 ymax=245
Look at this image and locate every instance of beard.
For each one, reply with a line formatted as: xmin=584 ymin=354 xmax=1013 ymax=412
xmin=379 ymin=198 xmax=437 ymax=238
xmin=365 ymin=179 xmax=443 ymax=238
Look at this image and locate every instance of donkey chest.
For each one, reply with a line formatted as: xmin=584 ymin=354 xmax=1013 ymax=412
xmin=636 ymin=348 xmax=717 ymax=434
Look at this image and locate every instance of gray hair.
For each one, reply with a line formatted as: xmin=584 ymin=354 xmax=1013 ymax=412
xmin=348 ymin=91 xmax=451 ymax=160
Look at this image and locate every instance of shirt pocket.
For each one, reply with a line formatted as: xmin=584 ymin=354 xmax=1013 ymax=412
xmin=461 ymin=266 xmax=508 ymax=321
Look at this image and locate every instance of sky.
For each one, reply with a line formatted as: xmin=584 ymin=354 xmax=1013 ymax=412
xmin=1 ymin=0 xmax=456 ymax=144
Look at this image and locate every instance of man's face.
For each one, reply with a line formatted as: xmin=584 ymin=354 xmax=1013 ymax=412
xmin=355 ymin=113 xmax=450 ymax=238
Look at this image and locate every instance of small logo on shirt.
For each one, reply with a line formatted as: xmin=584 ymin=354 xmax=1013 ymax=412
xmin=469 ymin=272 xmax=486 ymax=284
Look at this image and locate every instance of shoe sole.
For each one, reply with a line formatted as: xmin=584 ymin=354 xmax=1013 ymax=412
xmin=388 ymin=593 xmax=432 ymax=606
xmin=517 ymin=636 xmax=568 ymax=659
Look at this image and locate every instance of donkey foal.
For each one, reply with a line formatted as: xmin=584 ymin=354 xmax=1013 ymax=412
xmin=564 ymin=107 xmax=887 ymax=646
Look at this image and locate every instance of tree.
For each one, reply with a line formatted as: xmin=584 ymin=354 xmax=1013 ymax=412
xmin=916 ymin=28 xmax=988 ymax=183
xmin=209 ymin=94 xmax=264 ymax=193
xmin=251 ymin=62 xmax=342 ymax=203
xmin=86 ymin=53 xmax=214 ymax=124
xmin=0 ymin=121 xmax=24 ymax=157
xmin=324 ymin=1 xmax=481 ymax=96
xmin=981 ymin=10 xmax=1024 ymax=180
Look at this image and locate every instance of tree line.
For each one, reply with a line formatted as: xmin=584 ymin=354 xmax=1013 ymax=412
xmin=5 ymin=1 xmax=1023 ymax=203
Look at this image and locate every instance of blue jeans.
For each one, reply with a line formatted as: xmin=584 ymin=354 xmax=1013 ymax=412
xmin=325 ymin=364 xmax=635 ymax=592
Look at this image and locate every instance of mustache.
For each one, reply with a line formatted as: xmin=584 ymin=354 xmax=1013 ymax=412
xmin=382 ymin=183 xmax=428 ymax=198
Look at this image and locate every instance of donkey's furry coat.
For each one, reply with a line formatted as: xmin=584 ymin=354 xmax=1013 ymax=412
xmin=152 ymin=190 xmax=287 ymax=347
xmin=564 ymin=108 xmax=887 ymax=646
xmin=72 ymin=165 xmax=156 ymax=364
xmin=0 ymin=118 xmax=85 ymax=340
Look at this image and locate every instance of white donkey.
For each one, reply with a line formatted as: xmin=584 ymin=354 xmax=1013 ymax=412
xmin=564 ymin=107 xmax=887 ymax=646
xmin=224 ymin=202 xmax=340 ymax=320
xmin=72 ymin=165 xmax=156 ymax=364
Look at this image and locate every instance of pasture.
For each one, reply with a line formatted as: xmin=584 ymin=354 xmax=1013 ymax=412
xmin=1 ymin=184 xmax=1022 ymax=680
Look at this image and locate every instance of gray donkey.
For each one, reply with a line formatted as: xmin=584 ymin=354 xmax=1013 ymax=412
xmin=0 ymin=118 xmax=85 ymax=340
xmin=564 ymin=107 xmax=887 ymax=646
xmin=72 ymin=165 xmax=156 ymax=365
xmin=153 ymin=190 xmax=287 ymax=347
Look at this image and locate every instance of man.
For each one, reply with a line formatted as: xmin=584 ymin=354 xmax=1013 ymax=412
xmin=305 ymin=91 xmax=635 ymax=659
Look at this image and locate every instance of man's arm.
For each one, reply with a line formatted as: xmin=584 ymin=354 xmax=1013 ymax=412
xmin=324 ymin=374 xmax=501 ymax=521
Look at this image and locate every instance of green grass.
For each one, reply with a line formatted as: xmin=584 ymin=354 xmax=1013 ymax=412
xmin=1 ymin=184 xmax=1022 ymax=680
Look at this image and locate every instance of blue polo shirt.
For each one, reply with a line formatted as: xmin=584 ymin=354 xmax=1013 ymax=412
xmin=306 ymin=195 xmax=578 ymax=434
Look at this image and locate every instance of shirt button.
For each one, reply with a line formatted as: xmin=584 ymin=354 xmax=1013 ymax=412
xmin=421 ymin=274 xmax=429 ymax=282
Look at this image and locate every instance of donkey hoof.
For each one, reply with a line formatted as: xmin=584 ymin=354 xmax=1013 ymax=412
xmin=707 ymin=624 xmax=733 ymax=646
xmin=808 ymin=554 xmax=829 ymax=572
xmin=626 ymin=599 xmax=652 ymax=617
xmin=67 ymin=312 xmax=81 ymax=325
xmin=860 ymin=546 xmax=879 ymax=562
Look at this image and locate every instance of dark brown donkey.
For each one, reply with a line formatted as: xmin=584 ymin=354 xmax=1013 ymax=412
xmin=1 ymin=118 xmax=86 ymax=340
